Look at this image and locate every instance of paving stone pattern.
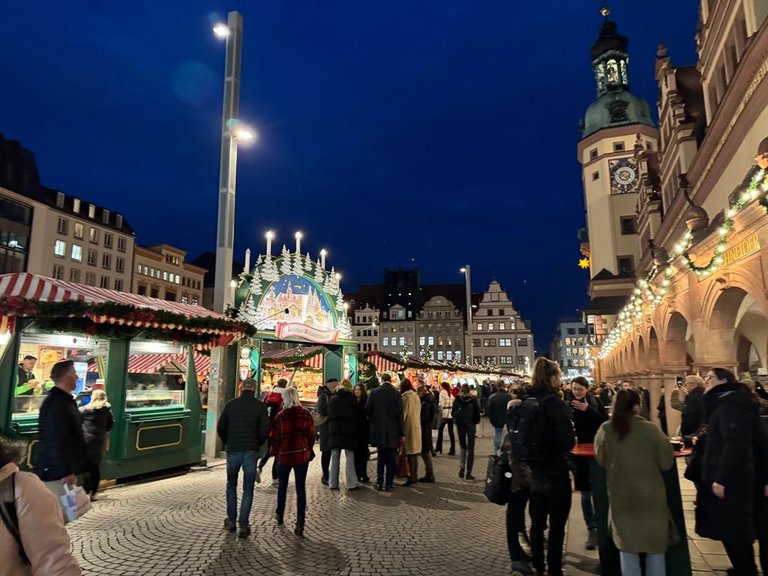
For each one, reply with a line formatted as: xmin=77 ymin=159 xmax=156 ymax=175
xmin=69 ymin=434 xmax=524 ymax=576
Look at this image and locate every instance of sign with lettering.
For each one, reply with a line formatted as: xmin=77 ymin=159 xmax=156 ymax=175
xmin=723 ymin=234 xmax=760 ymax=267
xmin=275 ymin=322 xmax=339 ymax=344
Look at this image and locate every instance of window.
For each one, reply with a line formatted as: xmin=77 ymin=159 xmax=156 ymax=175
xmin=498 ymin=309 xmax=505 ymax=316
xmin=100 ymin=276 xmax=109 ymax=288
xmin=87 ymin=249 xmax=97 ymax=266
xmin=437 ymin=351 xmax=444 ymax=360
xmin=589 ymin=148 xmax=598 ymax=160
xmin=114 ymin=279 xmax=123 ymax=291
xmin=617 ymin=255 xmax=635 ymax=276
xmin=499 ymin=322 xmax=506 ymax=331
xmin=181 ymin=295 xmax=189 ymax=304
xmin=566 ymin=328 xmax=576 ymax=335
xmin=499 ymin=356 xmax=514 ymax=365
xmin=483 ymin=338 xmax=497 ymax=347
xmin=52 ymin=264 xmax=64 ymax=279
xmin=85 ymin=272 xmax=96 ymax=286
xmin=142 ymin=266 xmax=148 ymax=275
xmin=517 ymin=338 xmax=528 ymax=347
xmin=398 ymin=337 xmax=405 ymax=346
xmin=71 ymin=244 xmax=82 ymax=262
xmin=54 ymin=240 xmax=66 ymax=257
xmin=484 ymin=356 xmax=496 ymax=364
xmin=73 ymin=198 xmax=80 ymax=213
xmin=175 ymin=274 xmax=180 ymax=284
xmin=592 ymin=171 xmax=599 ymax=181
xmin=89 ymin=228 xmax=99 ymax=244
xmin=165 ymin=291 xmax=176 ymax=301
xmin=56 ymin=192 xmax=65 ymax=208
xmin=418 ymin=337 xmax=425 ymax=346
xmin=383 ymin=338 xmax=390 ymax=346
xmin=137 ymin=284 xmax=147 ymax=296
xmin=116 ymin=257 xmax=124 ymax=273
xmin=73 ymin=222 xmax=84 ymax=239
xmin=427 ymin=337 xmax=434 ymax=346
xmin=486 ymin=309 xmax=494 ymax=317
xmin=162 ymin=271 xmax=168 ymax=281
xmin=191 ymin=297 xmax=199 ymax=305
xmin=476 ymin=323 xmax=483 ymax=331
xmin=446 ymin=351 xmax=453 ymax=360
xmin=104 ymin=233 xmax=113 ymax=249
xmin=472 ymin=338 xmax=481 ymax=347
xmin=509 ymin=319 xmax=516 ymax=329
xmin=102 ymin=209 xmax=110 ymax=224
xmin=499 ymin=338 xmax=512 ymax=347
xmin=150 ymin=287 xmax=159 ymax=298
xmin=136 ymin=264 xmax=142 ymax=273
xmin=613 ymin=142 xmax=625 ymax=152
xmin=69 ymin=268 xmax=80 ymax=282
xmin=620 ymin=216 xmax=638 ymax=235
xmin=117 ymin=236 xmax=126 ymax=252
xmin=102 ymin=253 xmax=111 ymax=270
xmin=57 ymin=218 xmax=68 ymax=234
xmin=115 ymin=214 xmax=123 ymax=228
xmin=88 ymin=204 xmax=95 ymax=218
xmin=487 ymin=323 xmax=494 ymax=331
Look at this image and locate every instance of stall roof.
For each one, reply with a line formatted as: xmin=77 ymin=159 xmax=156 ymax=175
xmin=0 ymin=273 xmax=253 ymax=349
xmin=262 ymin=346 xmax=323 ymax=369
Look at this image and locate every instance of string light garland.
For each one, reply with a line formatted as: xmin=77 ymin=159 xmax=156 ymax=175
xmin=595 ymin=167 xmax=767 ymax=360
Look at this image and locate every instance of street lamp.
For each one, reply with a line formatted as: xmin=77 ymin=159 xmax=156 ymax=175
xmin=460 ymin=266 xmax=473 ymax=363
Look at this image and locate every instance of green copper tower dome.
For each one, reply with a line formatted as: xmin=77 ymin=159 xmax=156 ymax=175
xmin=581 ymin=18 xmax=655 ymax=137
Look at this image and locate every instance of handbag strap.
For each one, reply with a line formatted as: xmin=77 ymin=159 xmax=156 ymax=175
xmin=0 ymin=473 xmax=30 ymax=565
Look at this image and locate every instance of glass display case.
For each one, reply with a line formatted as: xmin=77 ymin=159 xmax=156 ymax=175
xmin=126 ymin=388 xmax=185 ymax=409
xmin=125 ymin=340 xmax=187 ymax=410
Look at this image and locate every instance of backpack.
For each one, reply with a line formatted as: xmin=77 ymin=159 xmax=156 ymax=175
xmin=430 ymin=395 xmax=443 ymax=430
xmin=506 ymin=396 xmax=549 ymax=463
xmin=0 ymin=473 xmax=29 ymax=565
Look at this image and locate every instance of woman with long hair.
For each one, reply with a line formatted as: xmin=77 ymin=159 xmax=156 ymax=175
xmin=594 ymin=389 xmax=674 ymax=576
xmin=352 ymin=383 xmax=370 ymax=484
xmin=436 ymin=382 xmax=455 ymax=455
xmin=269 ymin=387 xmax=316 ymax=538
xmin=79 ymin=389 xmax=114 ymax=500
xmin=525 ymin=357 xmax=575 ymax=576
xmin=694 ymin=367 xmax=761 ymax=575
xmin=0 ymin=438 xmax=81 ymax=575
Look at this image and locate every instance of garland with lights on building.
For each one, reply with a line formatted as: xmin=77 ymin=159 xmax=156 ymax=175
xmin=596 ymin=166 xmax=768 ymax=360
xmin=0 ymin=296 xmax=255 ymax=347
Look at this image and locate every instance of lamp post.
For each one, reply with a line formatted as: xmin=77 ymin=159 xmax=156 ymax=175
xmin=460 ymin=266 xmax=473 ymax=363
xmin=207 ymin=10 xmax=253 ymax=460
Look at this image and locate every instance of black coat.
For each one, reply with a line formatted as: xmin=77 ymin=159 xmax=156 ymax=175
xmin=488 ymin=390 xmax=512 ymax=428
xmin=452 ymin=394 xmax=481 ymax=426
xmin=316 ymin=385 xmax=331 ymax=452
xmin=217 ymin=390 xmax=270 ymax=453
xmin=695 ymin=382 xmax=760 ymax=543
xmin=365 ymin=383 xmax=403 ymax=449
xmin=419 ymin=394 xmax=434 ymax=453
xmin=354 ymin=396 xmax=369 ymax=447
xmin=80 ymin=405 xmax=114 ymax=462
xmin=35 ymin=386 xmax=86 ymax=481
xmin=568 ymin=393 xmax=608 ymax=444
xmin=679 ymin=387 xmax=706 ymax=438
xmin=327 ymin=389 xmax=358 ymax=450
xmin=527 ymin=383 xmax=576 ymax=483
xmin=756 ymin=418 xmax=768 ymax=538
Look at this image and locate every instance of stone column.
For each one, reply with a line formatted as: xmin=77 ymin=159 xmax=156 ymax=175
xmin=643 ymin=372 xmax=664 ymax=429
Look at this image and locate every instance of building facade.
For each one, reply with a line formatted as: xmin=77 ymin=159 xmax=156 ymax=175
xmin=0 ymin=135 xmax=135 ymax=289
xmin=584 ymin=1 xmax=768 ymax=434
xmin=352 ymin=305 xmax=379 ymax=352
xmin=133 ymin=245 xmax=205 ymax=304
xmin=467 ymin=280 xmax=534 ymax=373
xmin=550 ymin=319 xmax=593 ymax=380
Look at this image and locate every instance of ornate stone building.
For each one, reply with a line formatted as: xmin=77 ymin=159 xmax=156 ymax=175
xmin=588 ymin=0 xmax=768 ymax=433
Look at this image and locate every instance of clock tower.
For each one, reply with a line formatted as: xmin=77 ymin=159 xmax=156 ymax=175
xmin=577 ymin=11 xmax=659 ymax=303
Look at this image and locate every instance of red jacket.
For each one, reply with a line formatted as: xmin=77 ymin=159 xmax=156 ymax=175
xmin=269 ymin=406 xmax=316 ymax=467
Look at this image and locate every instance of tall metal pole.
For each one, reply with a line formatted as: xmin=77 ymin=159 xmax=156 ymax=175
xmin=206 ymin=10 xmax=243 ymax=460
xmin=464 ymin=265 xmax=473 ymax=364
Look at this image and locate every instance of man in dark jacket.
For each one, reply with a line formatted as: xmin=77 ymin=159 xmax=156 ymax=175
xmin=365 ymin=373 xmax=403 ymax=491
xmin=417 ymin=385 xmax=436 ymax=482
xmin=217 ymin=377 xmax=270 ymax=538
xmin=671 ymin=375 xmax=706 ymax=445
xmin=452 ymin=384 xmax=482 ymax=480
xmin=488 ymin=381 xmax=512 ymax=455
xmin=567 ymin=377 xmax=608 ymax=550
xmin=327 ymin=380 xmax=358 ymax=490
xmin=35 ymin=360 xmax=86 ymax=490
xmin=316 ymin=378 xmax=339 ymax=485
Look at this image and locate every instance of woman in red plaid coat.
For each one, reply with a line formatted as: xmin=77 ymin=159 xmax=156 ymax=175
xmin=269 ymin=387 xmax=316 ymax=538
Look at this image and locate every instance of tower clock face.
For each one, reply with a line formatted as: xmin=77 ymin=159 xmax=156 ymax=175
xmin=609 ymin=158 xmax=638 ymax=194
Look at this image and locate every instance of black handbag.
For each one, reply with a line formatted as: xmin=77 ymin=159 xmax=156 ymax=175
xmin=484 ymin=455 xmax=511 ymax=505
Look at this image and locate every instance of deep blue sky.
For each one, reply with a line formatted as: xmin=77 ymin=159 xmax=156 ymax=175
xmin=1 ymin=1 xmax=698 ymax=350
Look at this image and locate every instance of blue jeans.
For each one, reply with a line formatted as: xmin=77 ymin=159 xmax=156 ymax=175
xmin=620 ymin=552 xmax=665 ymax=576
xmin=580 ymin=490 xmax=595 ymax=530
xmin=376 ymin=446 xmax=396 ymax=488
xmin=493 ymin=426 xmax=505 ymax=454
xmin=277 ymin=462 xmax=309 ymax=524
xmin=226 ymin=451 xmax=258 ymax=528
xmin=329 ymin=448 xmax=357 ymax=489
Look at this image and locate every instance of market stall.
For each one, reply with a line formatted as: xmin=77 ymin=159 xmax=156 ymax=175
xmin=0 ymin=273 xmax=252 ymax=479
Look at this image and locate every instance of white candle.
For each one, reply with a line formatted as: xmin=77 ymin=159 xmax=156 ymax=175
xmin=244 ymin=248 xmax=251 ymax=272
xmin=320 ymin=249 xmax=327 ymax=269
xmin=295 ymin=231 xmax=303 ymax=255
xmin=265 ymin=231 xmax=274 ymax=257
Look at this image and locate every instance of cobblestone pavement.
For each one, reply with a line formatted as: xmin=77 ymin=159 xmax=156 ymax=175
xmin=70 ymin=432 xmax=527 ymax=576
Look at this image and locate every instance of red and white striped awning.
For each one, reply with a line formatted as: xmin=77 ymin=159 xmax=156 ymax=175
xmin=262 ymin=346 xmax=324 ymax=369
xmin=178 ymin=350 xmax=212 ymax=377
xmin=86 ymin=352 xmax=212 ymax=376
xmin=363 ymin=351 xmax=403 ymax=373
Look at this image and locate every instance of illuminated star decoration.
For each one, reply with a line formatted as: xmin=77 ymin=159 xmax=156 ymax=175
xmin=578 ymin=257 xmax=591 ymax=269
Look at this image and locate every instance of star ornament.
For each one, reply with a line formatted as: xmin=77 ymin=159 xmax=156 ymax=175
xmin=578 ymin=257 xmax=591 ymax=270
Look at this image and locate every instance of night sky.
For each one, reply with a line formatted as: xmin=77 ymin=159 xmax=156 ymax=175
xmin=2 ymin=1 xmax=698 ymax=350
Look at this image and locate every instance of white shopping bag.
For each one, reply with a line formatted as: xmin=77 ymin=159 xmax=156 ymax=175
xmin=59 ymin=484 xmax=92 ymax=523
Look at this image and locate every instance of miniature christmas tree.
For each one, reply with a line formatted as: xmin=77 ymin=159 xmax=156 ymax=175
xmin=279 ymin=246 xmax=293 ymax=276
xmin=313 ymin=259 xmax=325 ymax=285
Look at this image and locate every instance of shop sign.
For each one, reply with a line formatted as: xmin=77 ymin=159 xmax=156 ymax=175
xmin=275 ymin=322 xmax=339 ymax=344
xmin=723 ymin=233 xmax=760 ymax=267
